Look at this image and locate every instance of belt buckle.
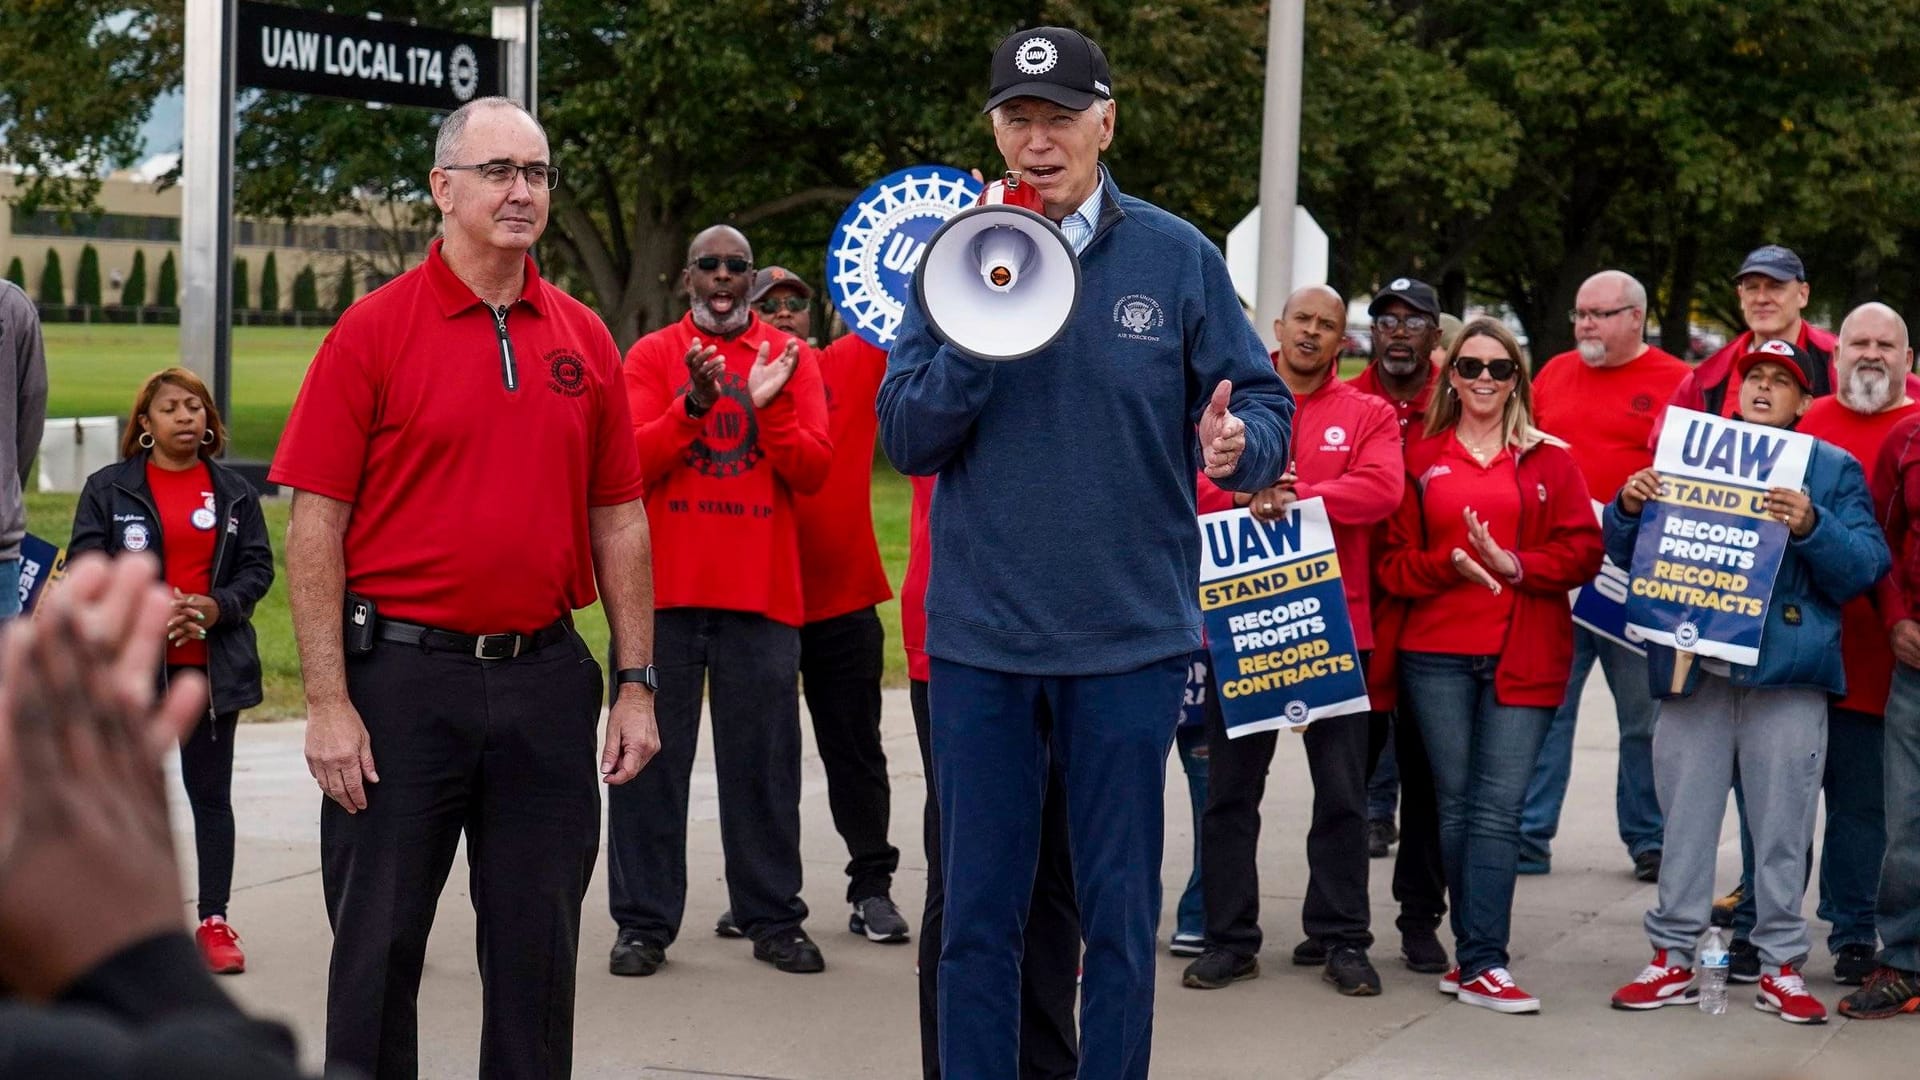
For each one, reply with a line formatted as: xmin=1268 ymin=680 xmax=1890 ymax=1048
xmin=473 ymin=633 xmax=521 ymax=660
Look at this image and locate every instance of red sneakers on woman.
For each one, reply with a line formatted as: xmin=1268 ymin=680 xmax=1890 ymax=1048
xmin=196 ymin=916 xmax=246 ymax=974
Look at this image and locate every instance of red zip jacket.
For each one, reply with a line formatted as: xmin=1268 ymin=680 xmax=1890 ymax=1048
xmin=902 ymin=474 xmax=935 ymax=682
xmin=1874 ymin=412 xmax=1920 ymax=634
xmin=1670 ymin=323 xmax=1839 ymax=419
xmin=794 ymin=334 xmax=893 ymax=623
xmin=1372 ymin=431 xmax=1603 ymax=709
xmin=625 ymin=312 xmax=831 ymax=626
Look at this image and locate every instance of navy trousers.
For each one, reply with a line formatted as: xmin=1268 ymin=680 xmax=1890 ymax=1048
xmin=930 ymin=655 xmax=1186 ymax=1080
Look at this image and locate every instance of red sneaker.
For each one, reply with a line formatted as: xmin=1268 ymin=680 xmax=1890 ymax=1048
xmin=1438 ymin=967 xmax=1459 ymax=995
xmin=1611 ymin=950 xmax=1698 ymax=1010
xmin=1456 ymin=967 xmax=1540 ymax=1014
xmin=196 ymin=916 xmax=246 ymax=975
xmin=1756 ymin=965 xmax=1826 ymax=1025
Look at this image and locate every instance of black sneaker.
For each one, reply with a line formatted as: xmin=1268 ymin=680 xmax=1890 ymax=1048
xmin=714 ymin=910 xmax=744 ymax=939
xmin=1729 ymin=938 xmax=1761 ymax=984
xmin=754 ymin=929 xmax=826 ymax=973
xmin=1401 ymin=930 xmax=1450 ymax=974
xmin=1837 ymin=966 xmax=1920 ymax=1019
xmin=1291 ymin=937 xmax=1327 ymax=966
xmin=1324 ymin=944 xmax=1383 ymax=996
xmin=1367 ymin=819 xmax=1397 ymax=859
xmin=1633 ymin=849 xmax=1662 ymax=883
xmin=1182 ymin=948 xmax=1259 ymax=989
xmin=1834 ymin=944 xmax=1877 ymax=986
xmin=609 ymin=933 xmax=665 ymax=977
xmin=850 ymin=896 xmax=911 ymax=944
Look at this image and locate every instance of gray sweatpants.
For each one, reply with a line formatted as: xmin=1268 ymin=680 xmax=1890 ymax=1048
xmin=1644 ymin=674 xmax=1825 ymax=973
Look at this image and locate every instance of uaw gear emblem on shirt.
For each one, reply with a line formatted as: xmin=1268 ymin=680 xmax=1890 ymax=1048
xmin=827 ymin=166 xmax=981 ymax=349
xmin=684 ymin=371 xmax=764 ymax=479
xmin=191 ymin=492 xmax=218 ymax=531
xmin=546 ymin=347 xmax=588 ymax=398
xmin=1322 ymin=425 xmax=1348 ymax=449
xmin=123 ymin=522 xmax=151 ymax=552
xmin=1113 ymin=294 xmax=1166 ymax=341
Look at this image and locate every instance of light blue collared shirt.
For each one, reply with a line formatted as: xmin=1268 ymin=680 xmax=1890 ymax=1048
xmin=1056 ymin=184 xmax=1104 ymax=255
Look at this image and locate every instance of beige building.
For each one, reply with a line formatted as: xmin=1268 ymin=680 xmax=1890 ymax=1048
xmin=1 ymin=162 xmax=430 ymax=313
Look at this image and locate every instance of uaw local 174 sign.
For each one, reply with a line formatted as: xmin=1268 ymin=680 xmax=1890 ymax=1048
xmin=1198 ymin=499 xmax=1369 ymax=738
xmin=1624 ymin=407 xmax=1813 ymax=666
xmin=828 ymin=166 xmax=981 ymax=349
xmin=237 ymin=0 xmax=504 ymax=112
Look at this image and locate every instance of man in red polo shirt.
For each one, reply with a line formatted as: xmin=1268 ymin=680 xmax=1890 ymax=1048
xmin=1347 ymin=276 xmax=1450 ymax=977
xmin=606 ymin=226 xmax=832 ymax=978
xmin=1523 ymin=270 xmax=1690 ymax=882
xmin=746 ymin=265 xmax=910 ymax=943
xmin=1795 ymin=301 xmax=1919 ymax=985
xmin=274 ymin=97 xmax=659 ymax=1080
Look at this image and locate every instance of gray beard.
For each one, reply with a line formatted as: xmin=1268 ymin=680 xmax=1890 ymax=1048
xmin=1840 ymin=365 xmax=1895 ymax=413
xmin=1576 ymin=340 xmax=1608 ymax=366
xmin=690 ymin=302 xmax=749 ymax=337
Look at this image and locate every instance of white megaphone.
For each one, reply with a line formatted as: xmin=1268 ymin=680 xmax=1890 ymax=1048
xmin=913 ymin=172 xmax=1081 ymax=361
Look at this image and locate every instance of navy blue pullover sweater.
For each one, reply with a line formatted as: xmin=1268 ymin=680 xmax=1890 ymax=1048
xmin=878 ymin=168 xmax=1294 ymax=675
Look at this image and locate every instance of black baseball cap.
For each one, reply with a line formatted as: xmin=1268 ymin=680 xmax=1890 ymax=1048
xmin=749 ymin=266 xmax=811 ymax=302
xmin=983 ymin=27 xmax=1112 ymax=114
xmin=1734 ymin=245 xmax=1806 ymax=283
xmin=1368 ymin=276 xmax=1441 ymax=318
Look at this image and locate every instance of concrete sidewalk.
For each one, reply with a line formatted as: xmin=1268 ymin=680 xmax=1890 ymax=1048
xmin=173 ymin=676 xmax=1914 ymax=1078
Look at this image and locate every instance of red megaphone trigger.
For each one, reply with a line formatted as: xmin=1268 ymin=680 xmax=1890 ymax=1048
xmin=976 ymin=172 xmax=1047 ymax=214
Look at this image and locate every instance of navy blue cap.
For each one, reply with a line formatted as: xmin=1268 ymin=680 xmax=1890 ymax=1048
xmin=1734 ymin=245 xmax=1806 ymax=283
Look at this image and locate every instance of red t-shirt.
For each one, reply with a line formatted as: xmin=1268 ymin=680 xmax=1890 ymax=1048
xmin=1398 ymin=437 xmax=1521 ymax=654
xmin=1800 ymin=396 xmax=1920 ymax=716
xmin=1347 ymin=360 xmax=1439 ymax=442
xmin=625 ymin=313 xmax=831 ymax=626
xmin=794 ymin=334 xmax=893 ymax=623
xmin=270 ymin=240 xmax=646 ymax=635
xmin=902 ymin=474 xmax=935 ymax=683
xmin=1532 ymin=346 xmax=1690 ymax=503
xmin=147 ymin=459 xmax=216 ymax=666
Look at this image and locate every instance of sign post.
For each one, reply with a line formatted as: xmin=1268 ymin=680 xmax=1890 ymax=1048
xmin=181 ymin=0 xmax=236 ymax=424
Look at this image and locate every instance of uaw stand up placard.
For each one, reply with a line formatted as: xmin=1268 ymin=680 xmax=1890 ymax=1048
xmin=1624 ymin=408 xmax=1813 ymax=666
xmin=1198 ymin=499 xmax=1369 ymax=738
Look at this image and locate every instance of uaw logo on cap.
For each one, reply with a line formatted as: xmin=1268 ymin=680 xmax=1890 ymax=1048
xmin=1014 ymin=36 xmax=1060 ymax=75
xmin=828 ymin=166 xmax=982 ymax=349
xmin=1390 ymin=277 xmax=1411 ymax=290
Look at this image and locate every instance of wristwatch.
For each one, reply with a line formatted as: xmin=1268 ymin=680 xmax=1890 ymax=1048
xmin=615 ymin=666 xmax=660 ymax=693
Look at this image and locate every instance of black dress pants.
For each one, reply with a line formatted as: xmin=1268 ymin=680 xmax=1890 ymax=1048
xmin=1200 ymin=671 xmax=1374 ymax=956
xmin=606 ymin=608 xmax=808 ymax=945
xmin=1368 ymin=704 xmax=1448 ymax=937
xmin=800 ymin=607 xmax=900 ymax=903
xmin=321 ymin=629 xmax=603 ymax=1080
xmin=912 ymin=678 xmax=1078 ymax=1080
xmin=171 ymin=664 xmax=238 ymax=922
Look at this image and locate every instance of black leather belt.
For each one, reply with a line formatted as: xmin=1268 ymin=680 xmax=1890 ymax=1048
xmin=375 ymin=617 xmax=571 ymax=660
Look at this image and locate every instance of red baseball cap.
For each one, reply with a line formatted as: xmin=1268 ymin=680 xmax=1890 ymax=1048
xmin=1732 ymin=338 xmax=1814 ymax=391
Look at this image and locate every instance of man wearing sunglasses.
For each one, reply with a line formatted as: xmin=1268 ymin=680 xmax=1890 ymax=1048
xmin=608 ymin=227 xmax=833 ymax=978
xmin=1523 ymin=270 xmax=1691 ymax=884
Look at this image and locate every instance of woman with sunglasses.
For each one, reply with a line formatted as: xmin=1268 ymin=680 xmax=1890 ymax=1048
xmin=1375 ymin=318 xmax=1602 ymax=1013
xmin=67 ymin=367 xmax=275 ymax=975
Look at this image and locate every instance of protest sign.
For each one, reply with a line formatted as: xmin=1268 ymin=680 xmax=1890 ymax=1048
xmin=1570 ymin=500 xmax=1645 ymax=655
xmin=1198 ymin=499 xmax=1369 ymax=737
xmin=1624 ymin=408 xmax=1812 ymax=666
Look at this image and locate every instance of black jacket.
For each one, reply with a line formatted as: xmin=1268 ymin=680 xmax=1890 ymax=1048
xmin=68 ymin=454 xmax=274 ymax=714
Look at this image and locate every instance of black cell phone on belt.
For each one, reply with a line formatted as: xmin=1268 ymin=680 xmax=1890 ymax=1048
xmin=344 ymin=593 xmax=377 ymax=655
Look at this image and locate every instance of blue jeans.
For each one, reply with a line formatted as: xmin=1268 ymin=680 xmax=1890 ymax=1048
xmin=1400 ymin=652 xmax=1553 ymax=980
xmin=1521 ymin=627 xmax=1662 ymax=864
xmin=1880 ymin=664 xmax=1920 ymax=973
xmin=931 ymin=655 xmax=1186 ymax=1080
xmin=0 ymin=557 xmax=20 ymax=619
xmin=1173 ymin=723 xmax=1208 ymax=939
xmin=1367 ymin=720 xmax=1401 ymax=822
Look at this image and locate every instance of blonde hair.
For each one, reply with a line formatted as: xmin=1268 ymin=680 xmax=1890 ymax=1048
xmin=1422 ymin=318 xmax=1565 ymax=450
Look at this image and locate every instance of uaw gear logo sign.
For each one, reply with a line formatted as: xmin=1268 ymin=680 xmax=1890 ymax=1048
xmin=1015 ymin=37 xmax=1060 ymax=75
xmin=684 ymin=373 xmax=764 ymax=478
xmin=828 ymin=166 xmax=981 ymax=349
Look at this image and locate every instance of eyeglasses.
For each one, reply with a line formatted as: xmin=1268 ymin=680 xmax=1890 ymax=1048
xmin=1374 ymin=314 xmax=1433 ymax=334
xmin=691 ymin=256 xmax=752 ymax=274
xmin=1454 ymin=358 xmax=1519 ymax=382
xmin=1568 ymin=305 xmax=1634 ymax=323
xmin=440 ymin=162 xmax=560 ymax=190
xmin=756 ymin=296 xmax=808 ymax=314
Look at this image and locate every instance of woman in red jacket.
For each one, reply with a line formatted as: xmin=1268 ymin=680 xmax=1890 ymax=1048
xmin=1378 ymin=319 xmax=1603 ymax=1014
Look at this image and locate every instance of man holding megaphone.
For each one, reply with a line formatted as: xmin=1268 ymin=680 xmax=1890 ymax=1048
xmin=878 ymin=25 xmax=1294 ymax=1080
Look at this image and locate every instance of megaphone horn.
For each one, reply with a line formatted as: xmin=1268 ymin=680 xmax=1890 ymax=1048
xmin=913 ymin=173 xmax=1082 ymax=361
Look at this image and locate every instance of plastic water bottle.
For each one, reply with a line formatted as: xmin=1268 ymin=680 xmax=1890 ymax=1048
xmin=1698 ymin=927 xmax=1729 ymax=1015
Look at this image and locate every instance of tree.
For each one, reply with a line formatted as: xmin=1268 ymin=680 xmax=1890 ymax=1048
xmin=291 ymin=264 xmax=319 ymax=311
xmin=74 ymin=244 xmax=102 ymax=307
xmin=38 ymin=249 xmax=63 ymax=305
xmin=3 ymin=257 xmax=22 ymax=289
xmin=259 ymin=251 xmax=280 ymax=312
xmin=120 ymin=249 xmax=147 ymax=307
xmin=331 ymin=260 xmax=355 ymax=311
xmin=154 ymin=250 xmax=178 ymax=308
xmin=231 ymin=256 xmax=249 ymax=311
